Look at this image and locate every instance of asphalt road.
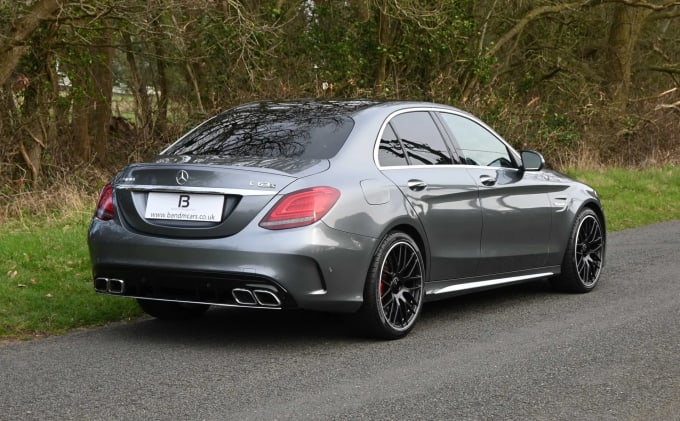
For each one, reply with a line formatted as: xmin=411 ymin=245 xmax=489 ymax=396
xmin=1 ymin=221 xmax=679 ymax=420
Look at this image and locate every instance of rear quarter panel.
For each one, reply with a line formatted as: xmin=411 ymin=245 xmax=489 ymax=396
xmin=545 ymin=171 xmax=605 ymax=267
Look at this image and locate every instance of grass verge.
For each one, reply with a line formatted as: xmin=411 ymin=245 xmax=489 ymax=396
xmin=565 ymin=165 xmax=679 ymax=231
xmin=0 ymin=166 xmax=678 ymax=341
xmin=1 ymin=211 xmax=141 ymax=341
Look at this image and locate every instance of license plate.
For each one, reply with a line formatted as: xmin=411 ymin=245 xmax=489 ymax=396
xmin=145 ymin=192 xmax=224 ymax=222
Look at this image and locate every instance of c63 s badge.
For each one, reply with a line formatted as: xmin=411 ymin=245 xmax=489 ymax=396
xmin=249 ymin=181 xmax=277 ymax=189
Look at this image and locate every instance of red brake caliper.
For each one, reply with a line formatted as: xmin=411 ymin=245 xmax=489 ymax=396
xmin=380 ymin=264 xmax=390 ymax=297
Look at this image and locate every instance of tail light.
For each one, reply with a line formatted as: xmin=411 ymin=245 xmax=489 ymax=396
xmin=94 ymin=183 xmax=115 ymax=220
xmin=259 ymin=187 xmax=340 ymax=230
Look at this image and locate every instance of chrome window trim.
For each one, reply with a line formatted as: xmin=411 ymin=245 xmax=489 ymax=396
xmin=373 ymin=107 xmax=452 ymax=169
xmin=436 ymin=111 xmax=521 ymax=166
xmin=379 ymin=164 xmax=522 ymax=172
xmin=373 ymin=107 xmax=521 ymax=170
xmin=116 ymin=184 xmax=277 ymax=196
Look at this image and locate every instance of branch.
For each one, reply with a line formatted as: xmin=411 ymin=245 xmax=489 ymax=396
xmin=649 ymin=10 xmax=680 ymax=19
xmin=489 ymin=0 xmax=680 ymax=57
xmin=462 ymin=0 xmax=597 ymax=101
xmin=24 ymin=127 xmax=47 ymax=149
xmin=18 ymin=140 xmax=40 ymax=182
xmin=462 ymin=0 xmax=678 ymax=103
xmin=0 ymin=0 xmax=64 ymax=86
xmin=655 ymin=100 xmax=680 ymax=111
xmin=648 ymin=65 xmax=680 ymax=74
xmin=634 ymin=87 xmax=678 ymax=102
xmin=489 ymin=1 xmax=597 ymax=57
xmin=600 ymin=0 xmax=680 ymax=11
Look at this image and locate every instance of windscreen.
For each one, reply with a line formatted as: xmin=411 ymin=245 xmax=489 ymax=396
xmin=162 ymin=102 xmax=356 ymax=159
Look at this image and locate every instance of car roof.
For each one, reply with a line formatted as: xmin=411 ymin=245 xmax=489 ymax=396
xmin=228 ymin=99 xmax=466 ymax=119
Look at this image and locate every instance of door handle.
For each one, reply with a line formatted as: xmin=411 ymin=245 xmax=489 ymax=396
xmin=407 ymin=179 xmax=427 ymax=191
xmin=479 ymin=175 xmax=497 ymax=186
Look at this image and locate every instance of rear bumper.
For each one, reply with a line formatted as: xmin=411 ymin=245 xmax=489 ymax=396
xmin=88 ymin=218 xmax=377 ymax=313
xmin=93 ymin=268 xmax=294 ymax=309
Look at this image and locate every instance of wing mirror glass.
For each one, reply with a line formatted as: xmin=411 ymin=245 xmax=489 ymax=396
xmin=520 ymin=150 xmax=545 ymax=171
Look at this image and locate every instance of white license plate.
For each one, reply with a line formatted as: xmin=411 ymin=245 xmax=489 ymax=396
xmin=145 ymin=192 xmax=224 ymax=222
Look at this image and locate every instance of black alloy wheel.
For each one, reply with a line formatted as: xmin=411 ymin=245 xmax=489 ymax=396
xmin=552 ymin=208 xmax=605 ymax=292
xmin=359 ymin=232 xmax=425 ymax=339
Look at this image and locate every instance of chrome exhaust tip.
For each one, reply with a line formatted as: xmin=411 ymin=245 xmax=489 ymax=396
xmin=94 ymin=277 xmax=109 ymax=292
xmin=94 ymin=277 xmax=125 ymax=294
xmin=107 ymin=279 xmax=125 ymax=294
xmin=232 ymin=288 xmax=257 ymax=305
xmin=253 ymin=289 xmax=282 ymax=307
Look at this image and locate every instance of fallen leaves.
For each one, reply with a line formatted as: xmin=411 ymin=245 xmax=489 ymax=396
xmin=15 ymin=278 xmax=37 ymax=289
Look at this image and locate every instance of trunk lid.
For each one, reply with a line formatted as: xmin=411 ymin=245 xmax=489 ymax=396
xmin=113 ymin=157 xmax=329 ymax=238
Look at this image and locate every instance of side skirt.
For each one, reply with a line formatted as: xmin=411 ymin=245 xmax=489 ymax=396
xmin=424 ymin=266 xmax=560 ymax=302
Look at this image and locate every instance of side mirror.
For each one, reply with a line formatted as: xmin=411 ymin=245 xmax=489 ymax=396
xmin=520 ymin=150 xmax=545 ymax=171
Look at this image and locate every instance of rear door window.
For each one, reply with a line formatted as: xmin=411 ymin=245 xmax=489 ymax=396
xmin=377 ymin=124 xmax=409 ymax=167
xmin=389 ymin=112 xmax=454 ymax=165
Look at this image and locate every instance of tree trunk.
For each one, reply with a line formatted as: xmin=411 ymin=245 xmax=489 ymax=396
xmin=91 ymin=26 xmax=114 ymax=163
xmin=154 ymin=33 xmax=169 ymax=136
xmin=0 ymin=0 xmax=62 ymax=87
xmin=70 ymin=69 xmax=92 ymax=161
xmin=0 ymin=84 xmax=17 ymax=134
xmin=19 ymin=132 xmax=43 ymax=182
xmin=185 ymin=62 xmax=205 ymax=115
xmin=19 ymin=82 xmax=48 ymax=183
xmin=605 ymin=5 xmax=652 ymax=111
xmin=123 ymin=32 xmax=151 ymax=132
xmin=71 ymin=94 xmax=91 ymax=160
xmin=375 ymin=4 xmax=389 ymax=92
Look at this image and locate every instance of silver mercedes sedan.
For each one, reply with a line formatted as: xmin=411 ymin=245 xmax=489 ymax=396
xmin=88 ymin=100 xmax=606 ymax=339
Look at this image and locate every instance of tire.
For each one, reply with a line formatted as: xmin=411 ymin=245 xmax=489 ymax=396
xmin=551 ymin=208 xmax=605 ymax=293
xmin=357 ymin=232 xmax=425 ymax=339
xmin=137 ymin=299 xmax=210 ymax=320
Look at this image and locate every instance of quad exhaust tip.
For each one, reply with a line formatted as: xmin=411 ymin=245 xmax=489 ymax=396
xmin=94 ymin=277 xmax=125 ymax=294
xmin=232 ymin=288 xmax=281 ymax=307
xmin=95 ymin=279 xmax=281 ymax=308
xmin=253 ymin=289 xmax=281 ymax=307
xmin=232 ymin=288 xmax=257 ymax=305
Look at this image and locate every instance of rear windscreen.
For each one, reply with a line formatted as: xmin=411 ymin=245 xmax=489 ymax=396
xmin=163 ymin=103 xmax=355 ymax=159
